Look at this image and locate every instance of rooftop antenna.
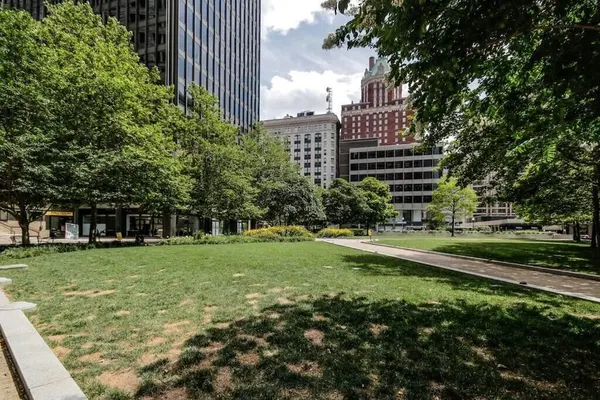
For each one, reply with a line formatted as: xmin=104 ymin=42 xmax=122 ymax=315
xmin=326 ymin=87 xmax=333 ymax=114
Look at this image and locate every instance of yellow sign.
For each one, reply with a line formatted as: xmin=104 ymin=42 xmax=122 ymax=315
xmin=116 ymin=233 xmax=123 ymax=241
xmin=45 ymin=211 xmax=73 ymax=217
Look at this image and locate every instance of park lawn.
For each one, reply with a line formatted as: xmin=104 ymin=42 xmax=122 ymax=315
xmin=2 ymin=242 xmax=600 ymax=399
xmin=377 ymin=236 xmax=600 ymax=274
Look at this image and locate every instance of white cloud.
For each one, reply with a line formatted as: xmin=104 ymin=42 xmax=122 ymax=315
xmin=262 ymin=0 xmax=331 ymax=38
xmin=260 ymin=70 xmax=364 ymax=120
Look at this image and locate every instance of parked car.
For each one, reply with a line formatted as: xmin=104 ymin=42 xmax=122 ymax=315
xmin=581 ymin=234 xmax=591 ymax=240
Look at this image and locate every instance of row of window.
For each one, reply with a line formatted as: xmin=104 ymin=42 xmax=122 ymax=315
xmin=389 ymin=184 xmax=438 ymax=192
xmin=351 ymin=159 xmax=440 ymax=170
xmin=392 ymin=196 xmax=434 ymax=204
xmin=350 ymin=171 xmax=444 ymax=181
xmin=350 ymin=147 xmax=444 ymax=159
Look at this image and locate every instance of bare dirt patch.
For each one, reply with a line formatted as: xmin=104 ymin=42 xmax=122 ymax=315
xmin=81 ymin=342 xmax=94 ymax=350
xmin=52 ymin=346 xmax=71 ymax=359
xmin=213 ymin=322 xmax=230 ymax=329
xmin=201 ymin=342 xmax=224 ymax=354
xmin=141 ymin=387 xmax=188 ymax=400
xmin=295 ymin=294 xmax=310 ymax=302
xmin=139 ymin=353 xmax=161 ymax=365
xmin=233 ymin=273 xmax=246 ymax=277
xmin=249 ymin=283 xmax=264 ymax=287
xmin=573 ymin=313 xmax=600 ymax=320
xmin=267 ymin=312 xmax=281 ymax=319
xmin=369 ymin=323 xmax=389 ymax=336
xmin=245 ymin=293 xmax=262 ymax=300
xmin=158 ymin=309 xmax=168 ymax=315
xmin=64 ymin=289 xmax=117 ymax=297
xmin=304 ymin=329 xmax=324 ymax=346
xmin=79 ymin=352 xmax=109 ymax=364
xmin=147 ymin=337 xmax=167 ymax=346
xmin=267 ymin=287 xmax=283 ymax=294
xmin=472 ymin=346 xmax=494 ymax=361
xmin=277 ymin=297 xmax=294 ymax=305
xmin=104 ymin=279 xmax=117 ymax=284
xmin=237 ymin=351 xmax=260 ymax=366
xmin=312 ymin=314 xmax=329 ymax=322
xmin=287 ymin=361 xmax=322 ymax=377
xmin=179 ymin=298 xmax=194 ymax=306
xmin=127 ymin=275 xmax=141 ymax=279
xmin=214 ymin=367 xmax=233 ymax=395
xmin=204 ymin=305 xmax=218 ymax=313
xmin=163 ymin=320 xmax=191 ymax=334
xmin=48 ymin=334 xmax=66 ymax=343
xmin=98 ymin=369 xmax=140 ymax=393
xmin=115 ymin=310 xmax=131 ymax=317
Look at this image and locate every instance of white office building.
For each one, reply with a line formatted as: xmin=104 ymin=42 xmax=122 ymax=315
xmin=262 ymin=111 xmax=341 ymax=188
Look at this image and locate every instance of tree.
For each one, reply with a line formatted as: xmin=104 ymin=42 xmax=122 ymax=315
xmin=258 ymin=174 xmax=325 ymax=227
xmin=178 ymin=85 xmax=260 ymax=226
xmin=322 ymin=0 xmax=600 ymax=247
xmin=0 ymin=9 xmax=62 ymax=245
xmin=427 ymin=177 xmax=478 ymax=237
xmin=323 ymin=178 xmax=368 ymax=226
xmin=357 ymin=177 xmax=398 ymax=235
xmin=507 ymin=158 xmax=592 ymax=242
xmin=41 ymin=2 xmax=185 ymax=243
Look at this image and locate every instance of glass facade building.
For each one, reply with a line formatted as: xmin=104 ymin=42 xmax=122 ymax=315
xmin=6 ymin=0 xmax=261 ymax=130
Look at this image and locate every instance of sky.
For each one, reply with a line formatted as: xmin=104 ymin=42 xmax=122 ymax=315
xmin=260 ymin=0 xmax=373 ymax=121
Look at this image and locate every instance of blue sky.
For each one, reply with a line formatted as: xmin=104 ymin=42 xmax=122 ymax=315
xmin=260 ymin=0 xmax=374 ymax=120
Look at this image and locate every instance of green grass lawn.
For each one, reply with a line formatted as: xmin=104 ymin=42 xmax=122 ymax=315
xmin=377 ymin=236 xmax=600 ymax=274
xmin=3 ymin=242 xmax=600 ymax=399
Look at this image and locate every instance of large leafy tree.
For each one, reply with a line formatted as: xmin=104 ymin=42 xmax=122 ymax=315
xmin=427 ymin=177 xmax=478 ymax=237
xmin=323 ymin=0 xmax=600 ymax=246
xmin=0 ymin=9 xmax=63 ymax=244
xmin=179 ymin=85 xmax=260 ymax=224
xmin=357 ymin=177 xmax=398 ymax=234
xmin=323 ymin=178 xmax=368 ymax=226
xmin=41 ymin=2 xmax=185 ymax=243
xmin=258 ymin=174 xmax=325 ymax=227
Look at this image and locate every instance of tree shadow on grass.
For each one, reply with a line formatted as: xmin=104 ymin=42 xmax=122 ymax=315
xmin=427 ymin=241 xmax=600 ymax=274
xmin=136 ymin=296 xmax=600 ymax=400
xmin=339 ymin=253 xmax=562 ymax=304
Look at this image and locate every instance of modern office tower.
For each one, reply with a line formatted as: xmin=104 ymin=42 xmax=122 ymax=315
xmin=263 ymin=111 xmax=342 ymax=189
xmin=4 ymin=0 xmax=261 ymax=130
xmin=340 ymin=56 xmax=415 ymax=144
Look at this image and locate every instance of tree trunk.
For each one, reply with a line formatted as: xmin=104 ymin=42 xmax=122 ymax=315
xmin=451 ymin=212 xmax=455 ymax=237
xmin=18 ymin=202 xmax=30 ymax=246
xmin=574 ymin=221 xmax=581 ymax=243
xmin=89 ymin=203 xmax=98 ymax=244
xmin=593 ymin=176 xmax=600 ymax=249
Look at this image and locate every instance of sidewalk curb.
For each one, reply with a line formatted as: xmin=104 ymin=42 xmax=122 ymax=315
xmin=367 ymin=242 xmax=600 ymax=282
xmin=0 ymin=290 xmax=87 ymax=399
xmin=322 ymin=240 xmax=600 ymax=304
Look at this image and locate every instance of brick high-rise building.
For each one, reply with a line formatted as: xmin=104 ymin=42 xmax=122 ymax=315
xmin=340 ymin=57 xmax=415 ymax=145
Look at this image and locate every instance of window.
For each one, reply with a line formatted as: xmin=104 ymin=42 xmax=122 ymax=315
xmin=386 ymin=150 xmax=394 ymax=157
xmin=376 ymin=174 xmax=385 ymax=181
xmin=368 ymin=151 xmax=377 ymax=159
xmin=414 ymin=171 xmax=423 ymax=179
xmin=404 ymin=172 xmax=413 ymax=180
xmin=376 ymin=162 xmax=385 ymax=170
xmin=404 ymin=148 xmax=414 ymax=156
xmin=386 ymin=161 xmax=394 ymax=169
xmin=359 ymin=163 xmax=368 ymax=171
xmin=395 ymin=161 xmax=403 ymax=169
xmin=424 ymin=171 xmax=433 ymax=179
xmin=414 ymin=160 xmax=423 ymax=168
xmin=377 ymin=151 xmax=385 ymax=158
xmin=404 ymin=161 xmax=413 ymax=168
xmin=395 ymin=149 xmax=403 ymax=157
xmin=395 ymin=184 xmax=403 ymax=192
xmin=424 ymin=159 xmax=433 ymax=167
xmin=394 ymin=173 xmax=403 ymax=180
xmin=351 ymin=164 xmax=359 ymax=171
xmin=423 ymin=195 xmax=433 ymax=203
xmin=351 ymin=153 xmax=359 ymax=160
xmin=385 ymin=173 xmax=394 ymax=180
xmin=368 ymin=163 xmax=377 ymax=170
xmin=423 ymin=183 xmax=433 ymax=191
xmin=404 ymin=184 xmax=413 ymax=191
xmin=413 ymin=196 xmax=423 ymax=203
xmin=404 ymin=196 xmax=413 ymax=204
xmin=351 ymin=175 xmax=359 ymax=182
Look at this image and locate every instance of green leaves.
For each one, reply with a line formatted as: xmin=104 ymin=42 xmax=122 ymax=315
xmin=427 ymin=177 xmax=478 ymax=233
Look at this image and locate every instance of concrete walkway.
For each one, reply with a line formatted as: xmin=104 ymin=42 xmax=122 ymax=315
xmin=322 ymin=239 xmax=600 ymax=303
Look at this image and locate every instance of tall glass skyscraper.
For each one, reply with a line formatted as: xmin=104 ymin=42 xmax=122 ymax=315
xmin=6 ymin=0 xmax=261 ymax=130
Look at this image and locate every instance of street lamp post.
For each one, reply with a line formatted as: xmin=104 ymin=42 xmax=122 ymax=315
xmin=472 ymin=217 xmax=476 ymax=230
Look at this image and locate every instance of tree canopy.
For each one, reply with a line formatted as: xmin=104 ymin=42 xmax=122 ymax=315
xmin=427 ymin=177 xmax=478 ymax=236
xmin=323 ymin=0 xmax=600 ymax=246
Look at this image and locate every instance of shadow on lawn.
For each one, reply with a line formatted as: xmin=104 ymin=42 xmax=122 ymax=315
xmin=339 ymin=253 xmax=561 ymax=303
xmin=136 ymin=296 xmax=600 ymax=400
xmin=429 ymin=241 xmax=600 ymax=273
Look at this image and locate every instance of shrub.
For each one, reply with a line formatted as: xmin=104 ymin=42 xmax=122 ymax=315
xmin=316 ymin=228 xmax=354 ymax=238
xmin=243 ymin=226 xmax=314 ymax=239
xmin=157 ymin=235 xmax=314 ymax=246
xmin=350 ymin=228 xmax=368 ymax=237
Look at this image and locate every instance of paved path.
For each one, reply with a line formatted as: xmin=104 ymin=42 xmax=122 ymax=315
xmin=322 ymin=239 xmax=600 ymax=303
